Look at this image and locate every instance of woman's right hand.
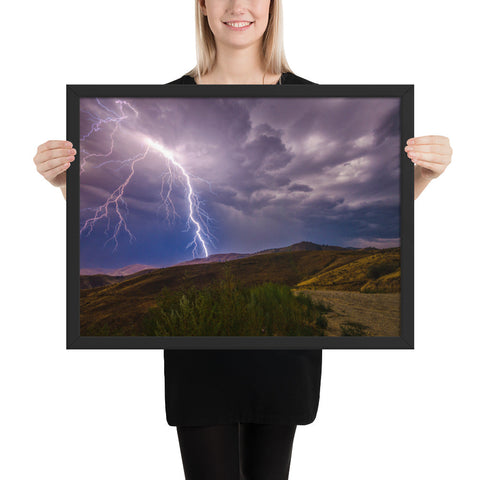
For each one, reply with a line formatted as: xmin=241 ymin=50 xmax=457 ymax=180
xmin=33 ymin=140 xmax=76 ymax=189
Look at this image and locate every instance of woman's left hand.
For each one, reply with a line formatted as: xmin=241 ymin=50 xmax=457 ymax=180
xmin=405 ymin=135 xmax=453 ymax=180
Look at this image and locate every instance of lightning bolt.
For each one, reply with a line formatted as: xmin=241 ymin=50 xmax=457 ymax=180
xmin=147 ymin=139 xmax=213 ymax=257
xmin=79 ymin=99 xmax=139 ymax=175
xmin=79 ymin=98 xmax=217 ymax=258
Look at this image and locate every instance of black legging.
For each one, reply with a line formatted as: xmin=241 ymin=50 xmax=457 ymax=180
xmin=176 ymin=422 xmax=297 ymax=480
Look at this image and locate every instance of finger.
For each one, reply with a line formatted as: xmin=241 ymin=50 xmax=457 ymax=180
xmin=37 ymin=140 xmax=73 ymax=153
xmin=407 ymin=135 xmax=449 ymax=145
xmin=37 ymin=155 xmax=75 ymax=174
xmin=412 ymin=160 xmax=443 ymax=172
xmin=405 ymin=144 xmax=452 ymax=155
xmin=43 ymin=162 xmax=71 ymax=182
xmin=407 ymin=151 xmax=450 ymax=164
xmin=38 ymin=148 xmax=76 ymax=164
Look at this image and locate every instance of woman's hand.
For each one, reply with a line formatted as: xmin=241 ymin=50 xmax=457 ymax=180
xmin=405 ymin=135 xmax=453 ymax=180
xmin=33 ymin=140 xmax=76 ymax=189
xmin=34 ymin=140 xmax=76 ymax=200
xmin=405 ymin=135 xmax=452 ymax=199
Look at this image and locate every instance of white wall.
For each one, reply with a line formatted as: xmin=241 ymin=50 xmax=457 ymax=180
xmin=1 ymin=1 xmax=478 ymax=479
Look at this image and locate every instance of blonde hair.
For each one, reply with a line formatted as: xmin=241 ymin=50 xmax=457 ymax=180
xmin=185 ymin=0 xmax=293 ymax=81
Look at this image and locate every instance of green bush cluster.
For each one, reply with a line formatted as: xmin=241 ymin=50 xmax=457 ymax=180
xmin=141 ymin=266 xmax=329 ymax=337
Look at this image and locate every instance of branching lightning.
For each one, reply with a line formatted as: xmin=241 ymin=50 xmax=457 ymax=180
xmin=79 ymin=98 xmax=217 ymax=258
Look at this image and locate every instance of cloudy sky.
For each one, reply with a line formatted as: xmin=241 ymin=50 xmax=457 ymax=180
xmin=79 ymin=96 xmax=401 ymax=270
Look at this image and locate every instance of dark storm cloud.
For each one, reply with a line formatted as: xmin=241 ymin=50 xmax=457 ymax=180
xmin=288 ymin=183 xmax=313 ymax=193
xmin=79 ymin=95 xmax=401 ymax=269
xmin=242 ymin=128 xmax=293 ymax=171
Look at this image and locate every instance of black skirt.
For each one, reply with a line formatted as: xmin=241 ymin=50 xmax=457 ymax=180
xmin=164 ymin=72 xmax=323 ymax=427
xmin=164 ymin=349 xmax=322 ymax=426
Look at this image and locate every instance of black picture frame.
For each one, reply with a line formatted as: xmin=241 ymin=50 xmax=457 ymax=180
xmin=67 ymin=84 xmax=414 ymax=350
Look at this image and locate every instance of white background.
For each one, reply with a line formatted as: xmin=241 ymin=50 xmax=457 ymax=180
xmin=1 ymin=0 xmax=478 ymax=479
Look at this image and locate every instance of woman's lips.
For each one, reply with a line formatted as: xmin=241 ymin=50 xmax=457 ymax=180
xmin=223 ymin=21 xmax=254 ymax=31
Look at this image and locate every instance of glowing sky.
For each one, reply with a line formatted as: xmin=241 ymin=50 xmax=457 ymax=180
xmin=79 ymin=96 xmax=401 ymax=270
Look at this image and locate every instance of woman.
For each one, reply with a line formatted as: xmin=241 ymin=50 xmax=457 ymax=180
xmin=33 ymin=1 xmax=452 ymax=479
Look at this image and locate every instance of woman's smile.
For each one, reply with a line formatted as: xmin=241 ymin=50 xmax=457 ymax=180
xmin=222 ymin=21 xmax=254 ymax=31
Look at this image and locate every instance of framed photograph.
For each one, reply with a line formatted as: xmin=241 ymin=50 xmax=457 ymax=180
xmin=67 ymin=83 xmax=414 ymax=349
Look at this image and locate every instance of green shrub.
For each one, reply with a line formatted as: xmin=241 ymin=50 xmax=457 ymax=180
xmin=141 ymin=268 xmax=329 ymax=337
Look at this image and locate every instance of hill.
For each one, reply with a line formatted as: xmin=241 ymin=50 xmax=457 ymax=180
xmin=79 ymin=241 xmax=367 ymax=289
xmin=79 ymin=246 xmax=400 ymax=335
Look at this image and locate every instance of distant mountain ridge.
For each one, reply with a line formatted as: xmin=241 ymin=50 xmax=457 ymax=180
xmin=252 ymin=241 xmax=363 ymax=256
xmin=80 ymin=264 xmax=160 ymax=277
xmin=79 ymin=241 xmax=376 ymax=282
